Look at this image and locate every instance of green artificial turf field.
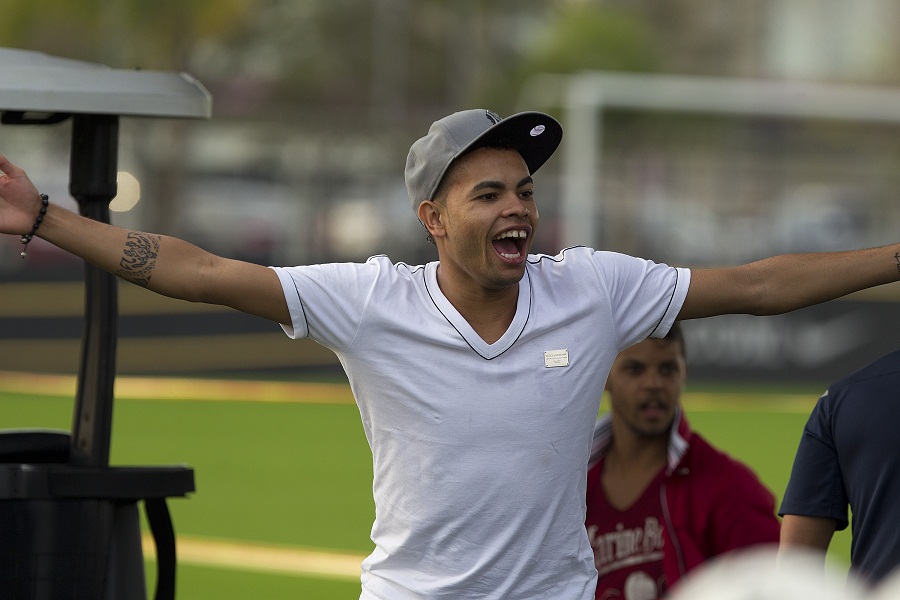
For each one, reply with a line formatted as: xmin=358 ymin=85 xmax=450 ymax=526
xmin=1 ymin=382 xmax=853 ymax=599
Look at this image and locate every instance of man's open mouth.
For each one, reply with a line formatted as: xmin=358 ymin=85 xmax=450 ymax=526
xmin=492 ymin=229 xmax=527 ymax=260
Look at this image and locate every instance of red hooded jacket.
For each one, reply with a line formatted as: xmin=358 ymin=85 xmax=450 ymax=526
xmin=586 ymin=409 xmax=781 ymax=594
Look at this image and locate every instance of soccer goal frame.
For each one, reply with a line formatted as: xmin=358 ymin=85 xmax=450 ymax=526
xmin=519 ymin=71 xmax=900 ymax=249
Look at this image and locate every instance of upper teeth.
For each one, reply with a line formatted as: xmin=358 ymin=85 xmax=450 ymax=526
xmin=494 ymin=230 xmax=526 ymax=240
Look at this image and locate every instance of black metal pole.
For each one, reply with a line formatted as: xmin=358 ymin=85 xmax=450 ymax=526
xmin=68 ymin=113 xmax=120 ymax=468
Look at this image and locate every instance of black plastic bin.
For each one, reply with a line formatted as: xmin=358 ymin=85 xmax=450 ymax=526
xmin=0 ymin=430 xmax=194 ymax=600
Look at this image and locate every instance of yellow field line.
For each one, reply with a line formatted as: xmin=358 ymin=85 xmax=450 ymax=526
xmin=679 ymin=391 xmax=820 ymax=414
xmin=0 ymin=371 xmax=356 ymax=405
xmin=0 ymin=371 xmax=820 ymax=412
xmin=143 ymin=534 xmax=366 ymax=581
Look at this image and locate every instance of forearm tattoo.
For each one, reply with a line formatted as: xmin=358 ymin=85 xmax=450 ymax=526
xmin=115 ymin=231 xmax=160 ymax=287
xmin=895 ymin=252 xmax=900 ymax=278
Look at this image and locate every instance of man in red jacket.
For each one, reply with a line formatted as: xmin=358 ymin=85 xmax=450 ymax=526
xmin=585 ymin=323 xmax=780 ymax=599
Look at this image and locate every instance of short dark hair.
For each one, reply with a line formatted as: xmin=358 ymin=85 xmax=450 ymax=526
xmin=663 ymin=322 xmax=687 ymax=359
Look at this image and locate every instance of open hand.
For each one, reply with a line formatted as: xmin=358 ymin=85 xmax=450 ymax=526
xmin=0 ymin=155 xmax=43 ymax=236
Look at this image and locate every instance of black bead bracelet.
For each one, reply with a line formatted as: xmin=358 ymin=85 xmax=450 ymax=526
xmin=20 ymin=194 xmax=49 ymax=259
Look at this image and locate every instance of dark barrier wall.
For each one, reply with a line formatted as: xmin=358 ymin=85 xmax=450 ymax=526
xmin=683 ymin=299 xmax=900 ymax=384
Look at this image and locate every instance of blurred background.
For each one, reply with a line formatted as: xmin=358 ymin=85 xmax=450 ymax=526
xmin=3 ymin=0 xmax=900 ymax=383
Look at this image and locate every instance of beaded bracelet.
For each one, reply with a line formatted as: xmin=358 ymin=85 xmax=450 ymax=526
xmin=20 ymin=194 xmax=49 ymax=259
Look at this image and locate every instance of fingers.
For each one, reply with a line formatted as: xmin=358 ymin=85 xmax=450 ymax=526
xmin=0 ymin=155 xmax=22 ymax=179
xmin=0 ymin=156 xmax=33 ymax=197
xmin=0 ymin=156 xmax=39 ymax=212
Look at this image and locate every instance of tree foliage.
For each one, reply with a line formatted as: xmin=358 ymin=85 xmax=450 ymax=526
xmin=482 ymin=4 xmax=661 ymax=113
xmin=0 ymin=0 xmax=256 ymax=69
xmin=0 ymin=0 xmax=661 ymax=124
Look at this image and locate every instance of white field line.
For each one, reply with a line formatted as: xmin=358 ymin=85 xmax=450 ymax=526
xmin=143 ymin=535 xmax=366 ymax=581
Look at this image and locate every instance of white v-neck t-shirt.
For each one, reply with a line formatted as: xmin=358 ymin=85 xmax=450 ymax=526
xmin=273 ymin=246 xmax=690 ymax=600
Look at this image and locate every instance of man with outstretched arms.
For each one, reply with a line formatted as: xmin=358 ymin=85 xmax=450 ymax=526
xmin=1 ymin=109 xmax=899 ymax=599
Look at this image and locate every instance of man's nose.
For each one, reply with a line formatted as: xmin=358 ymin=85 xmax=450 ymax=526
xmin=641 ymin=372 xmax=665 ymax=388
xmin=501 ymin=193 xmax=529 ymax=217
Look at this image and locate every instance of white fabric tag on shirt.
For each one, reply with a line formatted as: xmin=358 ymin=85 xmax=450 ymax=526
xmin=544 ymin=349 xmax=569 ymax=368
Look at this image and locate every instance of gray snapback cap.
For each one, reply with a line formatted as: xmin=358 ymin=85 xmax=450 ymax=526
xmin=404 ymin=109 xmax=563 ymax=213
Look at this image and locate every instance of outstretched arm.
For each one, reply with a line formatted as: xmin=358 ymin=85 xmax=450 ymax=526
xmin=679 ymin=246 xmax=900 ymax=320
xmin=0 ymin=155 xmax=290 ymax=324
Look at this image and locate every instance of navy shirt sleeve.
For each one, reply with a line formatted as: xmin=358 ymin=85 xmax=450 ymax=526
xmin=778 ymin=391 xmax=850 ymax=530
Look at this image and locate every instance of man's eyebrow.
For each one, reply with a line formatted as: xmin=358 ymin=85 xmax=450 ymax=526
xmin=470 ymin=176 xmax=534 ymax=194
xmin=470 ymin=180 xmax=505 ymax=193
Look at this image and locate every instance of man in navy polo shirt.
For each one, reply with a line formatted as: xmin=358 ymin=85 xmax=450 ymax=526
xmin=780 ymin=349 xmax=900 ymax=585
